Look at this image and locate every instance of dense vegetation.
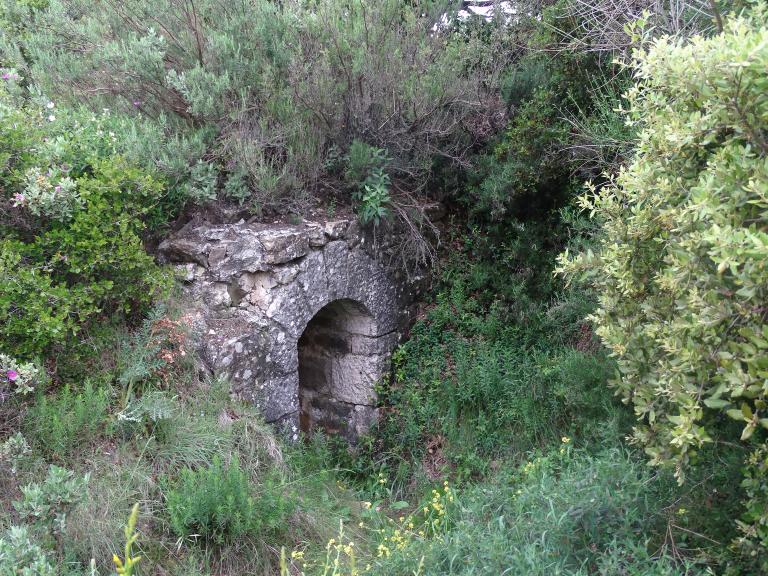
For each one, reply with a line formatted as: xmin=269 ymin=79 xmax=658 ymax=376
xmin=0 ymin=1 xmax=765 ymax=575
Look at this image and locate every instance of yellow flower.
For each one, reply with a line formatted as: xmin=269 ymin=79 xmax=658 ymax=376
xmin=561 ymin=436 xmax=571 ymax=444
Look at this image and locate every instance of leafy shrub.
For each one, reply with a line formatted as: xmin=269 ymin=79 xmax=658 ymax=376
xmin=463 ymin=1 xmax=629 ymax=221
xmin=166 ymin=456 xmax=294 ymax=545
xmin=17 ymin=0 xmax=509 ymax=212
xmin=556 ymin=3 xmax=768 ymax=556
xmin=0 ymin=354 xmax=41 ymax=399
xmin=0 ymin=433 xmax=31 ymax=474
xmin=0 ymin=526 xmax=56 ymax=576
xmin=0 ymin=93 xmax=171 ymax=358
xmin=357 ymin=169 xmax=392 ymax=226
xmin=14 ymin=465 xmax=90 ymax=536
xmin=26 ymin=380 xmax=109 ymax=460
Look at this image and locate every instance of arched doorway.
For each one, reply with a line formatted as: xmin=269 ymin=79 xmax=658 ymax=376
xmin=298 ymin=299 xmax=381 ymax=440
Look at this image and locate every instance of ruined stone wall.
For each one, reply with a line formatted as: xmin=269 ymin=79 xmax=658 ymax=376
xmin=159 ymin=217 xmax=418 ymax=440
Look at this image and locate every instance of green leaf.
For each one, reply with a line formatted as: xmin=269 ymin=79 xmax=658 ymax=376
xmin=703 ymin=398 xmax=731 ymax=409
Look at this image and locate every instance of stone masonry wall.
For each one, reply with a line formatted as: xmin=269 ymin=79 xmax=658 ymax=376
xmin=159 ymin=217 xmax=417 ymax=440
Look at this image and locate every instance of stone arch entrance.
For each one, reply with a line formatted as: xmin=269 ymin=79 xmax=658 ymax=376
xmin=298 ymin=299 xmax=379 ymax=439
xmin=159 ymin=218 xmax=416 ymax=441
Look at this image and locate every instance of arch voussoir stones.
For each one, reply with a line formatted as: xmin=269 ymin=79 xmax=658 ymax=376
xmin=159 ymin=218 xmax=418 ymax=441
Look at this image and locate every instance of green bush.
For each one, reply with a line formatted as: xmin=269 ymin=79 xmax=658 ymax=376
xmin=16 ymin=0 xmax=509 ymax=212
xmin=0 ymin=526 xmax=56 ymax=576
xmin=464 ymin=1 xmax=630 ymax=221
xmin=26 ymin=380 xmax=109 ymax=460
xmin=0 ymin=93 xmax=171 ymax=359
xmin=556 ymin=3 xmax=768 ymax=556
xmin=14 ymin=465 xmax=89 ymax=537
xmin=166 ymin=456 xmax=294 ymax=545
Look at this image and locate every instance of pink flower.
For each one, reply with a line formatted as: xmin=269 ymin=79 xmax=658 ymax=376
xmin=12 ymin=193 xmax=26 ymax=206
xmin=6 ymin=370 xmax=18 ymax=382
xmin=1 ymin=72 xmax=14 ymax=80
xmin=54 ymin=185 xmax=62 ymax=193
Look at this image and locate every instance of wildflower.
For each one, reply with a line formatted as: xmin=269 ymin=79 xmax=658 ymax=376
xmin=48 ymin=114 xmax=56 ymax=122
xmin=376 ymin=543 xmax=391 ymax=557
xmin=561 ymin=436 xmax=571 ymax=444
xmin=46 ymin=102 xmax=55 ymax=109
xmin=6 ymin=370 xmax=18 ymax=382
xmin=54 ymin=185 xmax=62 ymax=193
xmin=2 ymin=72 xmax=14 ymax=80
xmin=132 ymin=100 xmax=141 ymax=107
xmin=362 ymin=501 xmax=371 ymax=510
xmin=12 ymin=193 xmax=26 ymax=206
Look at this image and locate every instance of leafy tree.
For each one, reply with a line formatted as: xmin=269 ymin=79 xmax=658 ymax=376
xmin=557 ymin=3 xmax=768 ymax=556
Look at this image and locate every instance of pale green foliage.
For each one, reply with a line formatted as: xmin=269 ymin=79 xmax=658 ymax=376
xmin=0 ymin=354 xmax=41 ymax=396
xmin=556 ymin=2 xmax=768 ymax=551
xmin=0 ymin=527 xmax=55 ymax=576
xmin=14 ymin=465 xmax=90 ymax=535
xmin=0 ymin=433 xmax=30 ymax=474
xmin=17 ymin=0 xmax=505 ymax=211
xmin=21 ymin=166 xmax=80 ymax=220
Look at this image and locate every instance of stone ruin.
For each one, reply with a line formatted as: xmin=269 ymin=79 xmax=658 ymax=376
xmin=159 ymin=217 xmax=421 ymax=441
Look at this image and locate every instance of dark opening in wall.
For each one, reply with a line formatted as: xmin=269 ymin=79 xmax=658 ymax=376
xmin=297 ymin=299 xmax=381 ymax=441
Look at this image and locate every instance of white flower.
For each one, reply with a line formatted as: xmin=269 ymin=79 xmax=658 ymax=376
xmin=46 ymin=102 xmax=55 ymax=109
xmin=47 ymin=114 xmax=56 ymax=122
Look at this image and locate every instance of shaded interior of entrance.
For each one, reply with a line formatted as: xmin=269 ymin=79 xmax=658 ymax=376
xmin=297 ymin=299 xmax=379 ymax=440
